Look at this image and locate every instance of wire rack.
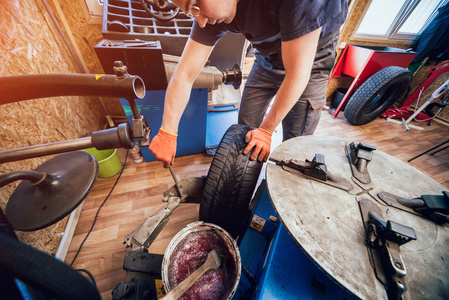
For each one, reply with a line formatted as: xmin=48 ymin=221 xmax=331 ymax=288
xmin=102 ymin=0 xmax=194 ymax=55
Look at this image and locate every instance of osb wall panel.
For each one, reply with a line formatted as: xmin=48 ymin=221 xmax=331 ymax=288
xmin=48 ymin=0 xmax=125 ymax=117
xmin=0 ymin=0 xmax=105 ymax=255
xmin=325 ymin=0 xmax=449 ymax=122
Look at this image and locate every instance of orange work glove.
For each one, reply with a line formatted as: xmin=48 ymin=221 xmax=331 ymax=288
xmin=243 ymin=127 xmax=272 ymax=162
xmin=148 ymin=128 xmax=177 ymax=168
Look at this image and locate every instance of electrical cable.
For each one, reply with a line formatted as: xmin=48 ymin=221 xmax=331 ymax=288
xmin=414 ymin=107 xmax=443 ymax=122
xmin=70 ymin=150 xmax=129 ymax=266
xmin=76 ymin=268 xmax=98 ymax=288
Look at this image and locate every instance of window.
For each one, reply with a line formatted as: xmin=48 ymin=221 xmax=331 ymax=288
xmin=353 ymin=0 xmax=449 ymax=43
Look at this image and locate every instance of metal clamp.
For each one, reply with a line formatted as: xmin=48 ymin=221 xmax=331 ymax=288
xmin=270 ymin=154 xmax=355 ymax=193
xmin=130 ymin=113 xmax=151 ymax=147
xmin=346 ymin=142 xmax=376 ymax=184
xmin=275 ymin=154 xmax=328 ymax=181
xmin=408 ymin=191 xmax=449 ymax=223
xmin=366 ymin=211 xmax=416 ymax=247
xmin=378 ymin=191 xmax=449 ymax=226
xmin=359 ymin=198 xmax=416 ymax=300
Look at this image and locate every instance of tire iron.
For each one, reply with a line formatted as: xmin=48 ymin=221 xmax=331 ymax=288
xmin=169 ymin=165 xmax=186 ymax=201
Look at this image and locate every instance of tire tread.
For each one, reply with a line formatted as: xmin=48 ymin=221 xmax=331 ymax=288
xmin=199 ymin=124 xmax=263 ymax=238
xmin=344 ymin=66 xmax=412 ymax=125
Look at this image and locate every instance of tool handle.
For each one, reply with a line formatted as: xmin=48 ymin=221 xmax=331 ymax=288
xmin=169 ymin=165 xmax=185 ymax=199
xmin=161 ymin=253 xmax=216 ymax=300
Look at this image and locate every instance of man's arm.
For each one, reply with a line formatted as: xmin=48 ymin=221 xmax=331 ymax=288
xmin=161 ymin=38 xmax=214 ymax=134
xmin=244 ymin=27 xmax=322 ymax=162
xmin=149 ymin=38 xmax=214 ymax=167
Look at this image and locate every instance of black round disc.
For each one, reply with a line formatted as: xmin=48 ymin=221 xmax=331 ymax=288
xmin=5 ymin=151 xmax=98 ymax=231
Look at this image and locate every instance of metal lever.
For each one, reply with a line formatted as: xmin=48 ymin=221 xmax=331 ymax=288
xmin=124 ymin=196 xmax=181 ymax=250
xmin=169 ymin=165 xmax=187 ymax=201
xmin=124 ymin=168 xmax=195 ymax=250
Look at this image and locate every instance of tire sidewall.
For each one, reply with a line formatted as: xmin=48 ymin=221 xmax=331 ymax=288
xmin=344 ymin=66 xmax=413 ymax=125
xmin=199 ymin=124 xmax=263 ymax=238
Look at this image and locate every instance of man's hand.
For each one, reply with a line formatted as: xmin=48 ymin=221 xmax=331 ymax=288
xmin=243 ymin=127 xmax=272 ymax=162
xmin=149 ymin=129 xmax=177 ymax=168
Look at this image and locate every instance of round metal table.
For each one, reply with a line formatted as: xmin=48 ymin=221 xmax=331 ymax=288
xmin=266 ymin=135 xmax=449 ymax=299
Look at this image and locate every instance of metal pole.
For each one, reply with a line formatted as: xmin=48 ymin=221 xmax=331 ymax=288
xmin=408 ymin=139 xmax=449 ymax=162
xmin=0 ymin=73 xmax=145 ymax=105
xmin=0 ymin=138 xmax=93 ymax=164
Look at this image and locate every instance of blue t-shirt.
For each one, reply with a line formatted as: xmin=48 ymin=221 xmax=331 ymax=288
xmin=191 ymin=0 xmax=347 ymax=59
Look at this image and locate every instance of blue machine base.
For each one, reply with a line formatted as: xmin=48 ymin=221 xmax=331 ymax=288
xmin=234 ymin=181 xmax=356 ymax=300
xmin=120 ymin=89 xmax=208 ymax=162
xmin=206 ymin=105 xmax=238 ymax=154
xmin=120 ymin=89 xmax=238 ymax=161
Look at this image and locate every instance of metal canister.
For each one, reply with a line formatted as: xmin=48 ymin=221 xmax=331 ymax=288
xmin=130 ymin=143 xmax=143 ymax=163
xmin=161 ymin=221 xmax=241 ymax=299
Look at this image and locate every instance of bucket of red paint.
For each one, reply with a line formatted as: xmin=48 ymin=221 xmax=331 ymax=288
xmin=161 ymin=221 xmax=241 ymax=299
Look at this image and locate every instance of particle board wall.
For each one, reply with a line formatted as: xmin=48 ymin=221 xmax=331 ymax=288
xmin=406 ymin=62 xmax=449 ymax=121
xmin=47 ymin=0 xmax=125 ymax=117
xmin=0 ymin=0 xmax=107 ymax=255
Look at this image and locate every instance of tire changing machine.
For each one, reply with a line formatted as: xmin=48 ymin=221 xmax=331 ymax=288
xmin=234 ymin=135 xmax=449 ymax=300
xmin=234 ymin=180 xmax=356 ymax=299
xmin=114 ymin=134 xmax=449 ymax=300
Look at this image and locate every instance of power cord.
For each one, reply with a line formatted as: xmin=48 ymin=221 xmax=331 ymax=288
xmin=76 ymin=268 xmax=98 ymax=287
xmin=70 ymin=150 xmax=129 ymax=269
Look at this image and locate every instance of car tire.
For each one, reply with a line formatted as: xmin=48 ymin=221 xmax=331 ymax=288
xmin=199 ymin=124 xmax=264 ymax=239
xmin=344 ymin=66 xmax=413 ymax=125
xmin=0 ymin=234 xmax=101 ymax=300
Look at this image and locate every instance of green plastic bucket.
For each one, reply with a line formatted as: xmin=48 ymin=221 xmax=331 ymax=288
xmin=83 ymin=148 xmax=122 ymax=178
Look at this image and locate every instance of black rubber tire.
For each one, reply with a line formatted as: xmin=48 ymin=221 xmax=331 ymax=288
xmin=199 ymin=124 xmax=263 ymax=239
xmin=0 ymin=234 xmax=101 ymax=300
xmin=344 ymin=66 xmax=413 ymax=125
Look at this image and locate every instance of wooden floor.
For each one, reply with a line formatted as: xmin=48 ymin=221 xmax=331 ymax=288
xmin=65 ymin=111 xmax=449 ymax=299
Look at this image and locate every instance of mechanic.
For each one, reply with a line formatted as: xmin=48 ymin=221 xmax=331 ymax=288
xmin=149 ymin=0 xmax=348 ymax=168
